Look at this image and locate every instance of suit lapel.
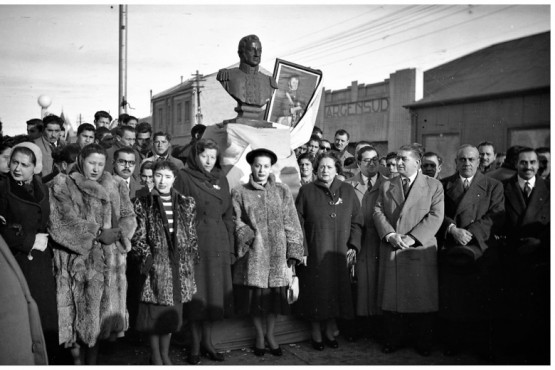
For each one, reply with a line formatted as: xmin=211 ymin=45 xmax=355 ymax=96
xmin=454 ymin=172 xmax=487 ymax=217
xmin=445 ymin=175 xmax=464 ymax=204
xmin=505 ymin=176 xmax=526 ymax=216
xmin=522 ymin=176 xmax=548 ymax=225
xmin=401 ymin=172 xmax=426 ymax=213
xmin=387 ymin=175 xmax=404 ymax=208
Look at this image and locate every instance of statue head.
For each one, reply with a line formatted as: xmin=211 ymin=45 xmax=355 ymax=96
xmin=238 ymin=34 xmax=262 ymax=67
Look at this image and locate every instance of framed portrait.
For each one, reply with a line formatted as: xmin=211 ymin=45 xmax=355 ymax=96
xmin=265 ymin=59 xmax=322 ymax=129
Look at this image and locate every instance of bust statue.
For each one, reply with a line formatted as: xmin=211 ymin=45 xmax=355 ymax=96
xmin=217 ymin=34 xmax=278 ymax=125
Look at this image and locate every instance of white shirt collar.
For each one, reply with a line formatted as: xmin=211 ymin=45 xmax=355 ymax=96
xmin=403 ymin=172 xmax=418 ymax=186
xmin=369 ymin=173 xmax=378 ymax=186
xmin=459 ymin=175 xmax=474 ymax=185
xmin=518 ymin=175 xmax=536 ymax=189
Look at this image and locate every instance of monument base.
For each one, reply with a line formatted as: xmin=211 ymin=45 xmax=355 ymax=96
xmin=223 ymin=117 xmax=274 ymax=128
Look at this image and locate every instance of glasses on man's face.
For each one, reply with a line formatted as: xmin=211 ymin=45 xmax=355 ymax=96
xmin=320 ymin=146 xmax=331 ymax=151
xmin=116 ymin=159 xmax=136 ymax=167
xmin=361 ymin=157 xmax=379 ymax=165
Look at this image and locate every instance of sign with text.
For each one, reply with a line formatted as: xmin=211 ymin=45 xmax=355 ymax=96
xmin=325 ymin=98 xmax=389 ymax=118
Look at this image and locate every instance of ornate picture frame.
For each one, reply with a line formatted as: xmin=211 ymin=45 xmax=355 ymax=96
xmin=265 ymin=59 xmax=322 ymax=129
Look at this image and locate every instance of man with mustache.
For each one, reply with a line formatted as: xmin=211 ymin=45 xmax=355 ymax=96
xmin=112 ymin=147 xmax=141 ymax=199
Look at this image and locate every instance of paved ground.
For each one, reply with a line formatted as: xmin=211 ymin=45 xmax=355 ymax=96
xmin=97 ymin=335 xmax=497 ymax=366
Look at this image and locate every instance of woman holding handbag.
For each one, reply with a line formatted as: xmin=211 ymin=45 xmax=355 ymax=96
xmin=231 ymin=148 xmax=304 ymax=357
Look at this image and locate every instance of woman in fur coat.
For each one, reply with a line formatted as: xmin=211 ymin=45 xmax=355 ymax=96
xmin=131 ymin=160 xmax=199 ymax=365
xmin=232 ymin=148 xmax=304 ymax=357
xmin=48 ymin=143 xmax=137 ymax=365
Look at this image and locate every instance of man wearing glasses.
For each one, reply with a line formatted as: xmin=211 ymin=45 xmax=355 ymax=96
xmin=318 ymin=140 xmax=332 ymax=155
xmin=346 ymin=146 xmax=382 ymax=204
xmin=112 ymin=147 xmax=141 ymax=199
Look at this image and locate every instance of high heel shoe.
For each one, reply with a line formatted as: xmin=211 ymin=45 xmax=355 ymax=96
xmin=253 ymin=346 xmax=265 ymax=357
xmin=324 ymin=337 xmax=339 ymax=349
xmin=268 ymin=345 xmax=283 ymax=356
xmin=186 ymin=353 xmax=200 ymax=365
xmin=311 ymin=339 xmax=325 ymax=351
xmin=200 ymin=348 xmax=225 ymax=362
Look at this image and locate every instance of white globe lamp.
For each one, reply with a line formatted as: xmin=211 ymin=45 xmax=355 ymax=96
xmin=38 ymin=95 xmax=52 ymax=118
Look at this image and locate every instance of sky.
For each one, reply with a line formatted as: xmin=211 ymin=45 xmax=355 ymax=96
xmin=0 ymin=2 xmax=551 ymax=135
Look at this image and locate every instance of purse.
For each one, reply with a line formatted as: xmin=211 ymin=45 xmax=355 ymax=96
xmin=287 ymin=265 xmax=299 ymax=304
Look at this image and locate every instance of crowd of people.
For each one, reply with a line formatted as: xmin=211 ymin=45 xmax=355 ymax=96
xmin=0 ymin=114 xmax=549 ymax=365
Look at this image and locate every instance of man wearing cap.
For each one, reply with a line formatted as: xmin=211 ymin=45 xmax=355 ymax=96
xmin=438 ymin=144 xmax=505 ymax=358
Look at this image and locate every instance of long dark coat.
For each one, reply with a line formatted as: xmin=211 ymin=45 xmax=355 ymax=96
xmin=131 ymin=191 xmax=199 ymax=306
xmin=501 ymin=175 xmax=549 ymax=324
xmin=0 ymin=235 xmax=48 ymax=365
xmin=48 ymin=172 xmax=137 ymax=347
xmin=373 ymin=173 xmax=444 ymax=313
xmin=438 ymin=171 xmax=505 ymax=320
xmin=175 ymin=170 xmax=234 ymax=320
xmin=294 ymin=178 xmax=362 ymax=321
xmin=356 ymin=173 xmax=386 ymax=316
xmin=0 ymin=175 xmax=58 ymax=334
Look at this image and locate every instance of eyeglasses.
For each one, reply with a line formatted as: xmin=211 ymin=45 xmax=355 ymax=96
xmin=116 ymin=159 xmax=136 ymax=167
xmin=361 ymin=158 xmax=379 ymax=165
xmin=320 ymin=146 xmax=331 ymax=151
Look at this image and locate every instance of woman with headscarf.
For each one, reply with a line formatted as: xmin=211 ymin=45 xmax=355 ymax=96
xmin=231 ymin=148 xmax=304 ymax=357
xmin=174 ymin=138 xmax=234 ymax=364
xmin=47 ymin=143 xmax=137 ymax=364
xmin=0 ymin=142 xmax=59 ymax=363
xmin=131 ymin=160 xmax=199 ymax=365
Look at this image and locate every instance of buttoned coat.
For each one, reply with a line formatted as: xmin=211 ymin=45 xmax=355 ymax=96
xmin=231 ymin=174 xmax=304 ymax=288
xmin=175 ymin=169 xmax=235 ymax=320
xmin=294 ymin=178 xmax=363 ymax=320
xmin=373 ymin=173 xmax=444 ymax=313
xmin=356 ymin=173 xmax=386 ymax=316
xmin=501 ymin=175 xmax=549 ymax=320
xmin=438 ymin=171 xmax=505 ymax=320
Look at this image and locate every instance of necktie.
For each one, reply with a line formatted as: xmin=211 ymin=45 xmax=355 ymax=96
xmin=402 ymin=177 xmax=410 ymax=197
xmin=523 ymin=181 xmax=531 ymax=199
xmin=463 ymin=178 xmax=470 ymax=191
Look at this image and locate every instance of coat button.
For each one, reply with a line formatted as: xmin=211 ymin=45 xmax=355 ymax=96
xmin=330 ymin=213 xmax=336 ymax=218
xmin=329 ymin=201 xmax=335 ymax=205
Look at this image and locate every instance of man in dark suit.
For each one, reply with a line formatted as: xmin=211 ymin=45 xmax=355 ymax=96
xmin=500 ymin=147 xmax=549 ymax=364
xmin=373 ymin=144 xmax=444 ymax=356
xmin=112 ymin=147 xmax=141 ymax=200
xmin=438 ymin=144 xmax=505 ymax=359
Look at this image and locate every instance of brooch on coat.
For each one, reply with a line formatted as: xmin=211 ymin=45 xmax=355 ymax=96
xmin=334 ymin=197 xmax=343 ymax=205
xmin=213 ymin=184 xmax=221 ymax=190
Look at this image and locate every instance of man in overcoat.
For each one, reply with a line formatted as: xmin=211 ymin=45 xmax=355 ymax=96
xmin=500 ymin=147 xmax=549 ymax=363
xmin=438 ymin=144 xmax=505 ymax=358
xmin=373 ymin=144 xmax=444 ymax=356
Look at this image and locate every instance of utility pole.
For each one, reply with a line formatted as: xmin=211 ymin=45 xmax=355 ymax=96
xmin=192 ymin=70 xmax=206 ymax=125
xmin=118 ymin=5 xmax=128 ymax=115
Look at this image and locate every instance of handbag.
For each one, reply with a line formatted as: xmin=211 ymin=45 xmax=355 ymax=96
xmin=287 ymin=265 xmax=299 ymax=304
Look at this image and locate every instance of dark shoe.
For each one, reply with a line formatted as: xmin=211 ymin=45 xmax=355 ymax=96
xmin=253 ymin=346 xmax=265 ymax=357
xmin=201 ymin=348 xmax=225 ymax=362
xmin=268 ymin=345 xmax=283 ymax=356
xmin=311 ymin=339 xmax=325 ymax=351
xmin=324 ymin=338 xmax=339 ymax=349
xmin=186 ymin=353 xmax=200 ymax=365
xmin=381 ymin=345 xmax=397 ymax=354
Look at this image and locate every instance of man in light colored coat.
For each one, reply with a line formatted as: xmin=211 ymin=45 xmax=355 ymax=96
xmin=373 ymin=144 xmax=444 ymax=357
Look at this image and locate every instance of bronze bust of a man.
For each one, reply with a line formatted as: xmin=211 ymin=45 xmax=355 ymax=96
xmin=217 ymin=34 xmax=278 ymax=123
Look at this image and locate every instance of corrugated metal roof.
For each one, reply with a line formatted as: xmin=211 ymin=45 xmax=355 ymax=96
xmin=406 ymin=32 xmax=550 ymax=107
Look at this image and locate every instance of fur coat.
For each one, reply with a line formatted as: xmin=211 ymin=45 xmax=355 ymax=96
xmin=131 ymin=191 xmax=199 ymax=306
xmin=231 ymin=174 xmax=304 ymax=288
xmin=48 ymin=171 xmax=137 ymax=347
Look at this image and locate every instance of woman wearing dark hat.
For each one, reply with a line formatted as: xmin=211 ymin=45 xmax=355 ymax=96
xmin=231 ymin=148 xmax=304 ymax=357
xmin=174 ymin=138 xmax=234 ymax=364
xmin=294 ymin=152 xmax=363 ymax=350
xmin=0 ymin=142 xmax=59 ymax=363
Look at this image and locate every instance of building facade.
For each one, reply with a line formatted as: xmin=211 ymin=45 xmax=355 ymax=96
xmin=405 ymin=32 xmax=550 ymax=176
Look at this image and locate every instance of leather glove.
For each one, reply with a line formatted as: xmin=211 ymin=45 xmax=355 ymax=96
xmin=97 ymin=228 xmax=121 ymax=245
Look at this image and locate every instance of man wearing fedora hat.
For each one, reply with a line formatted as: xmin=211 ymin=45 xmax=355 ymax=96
xmin=437 ymin=144 xmax=505 ymax=358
